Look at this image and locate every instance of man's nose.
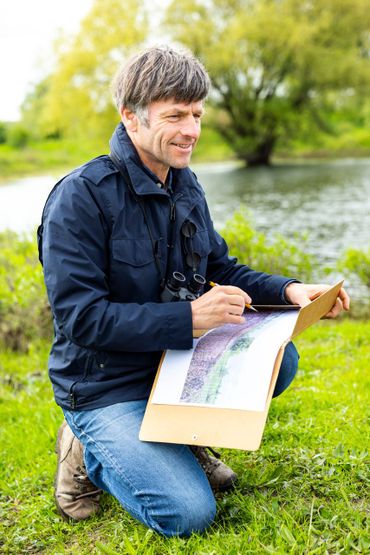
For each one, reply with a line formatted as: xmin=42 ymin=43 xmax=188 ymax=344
xmin=180 ymin=117 xmax=200 ymax=139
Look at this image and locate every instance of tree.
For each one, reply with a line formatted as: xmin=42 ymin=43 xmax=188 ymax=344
xmin=21 ymin=78 xmax=54 ymax=139
xmin=165 ymin=0 xmax=370 ymax=165
xmin=28 ymin=0 xmax=147 ymax=143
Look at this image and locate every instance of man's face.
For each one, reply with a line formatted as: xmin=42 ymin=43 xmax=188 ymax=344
xmin=123 ymin=99 xmax=204 ymax=183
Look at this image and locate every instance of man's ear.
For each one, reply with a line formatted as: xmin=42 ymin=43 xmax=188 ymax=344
xmin=120 ymin=107 xmax=138 ymax=132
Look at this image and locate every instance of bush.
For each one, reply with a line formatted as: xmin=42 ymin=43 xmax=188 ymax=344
xmin=0 ymin=231 xmax=51 ymax=351
xmin=6 ymin=124 xmax=31 ymax=148
xmin=338 ymin=246 xmax=370 ymax=316
xmin=338 ymin=246 xmax=370 ymax=290
xmin=221 ymin=210 xmax=316 ymax=282
xmin=0 ymin=219 xmax=334 ymax=352
xmin=0 ymin=121 xmax=7 ymax=144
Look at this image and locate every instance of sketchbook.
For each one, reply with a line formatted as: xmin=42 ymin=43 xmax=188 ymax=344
xmin=139 ymin=281 xmax=344 ymax=451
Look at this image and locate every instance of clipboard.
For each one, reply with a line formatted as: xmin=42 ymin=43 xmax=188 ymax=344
xmin=139 ymin=281 xmax=344 ymax=451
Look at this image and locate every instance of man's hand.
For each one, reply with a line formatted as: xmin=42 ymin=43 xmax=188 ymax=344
xmin=191 ymin=285 xmax=252 ymax=330
xmin=284 ymin=282 xmax=350 ymax=319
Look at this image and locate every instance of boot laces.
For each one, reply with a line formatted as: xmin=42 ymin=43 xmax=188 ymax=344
xmin=73 ymin=465 xmax=102 ymax=499
xmin=191 ymin=446 xmax=222 ymax=476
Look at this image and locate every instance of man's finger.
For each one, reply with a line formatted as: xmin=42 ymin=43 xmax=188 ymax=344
xmin=295 ymin=296 xmax=311 ymax=308
xmin=218 ymin=285 xmax=252 ymax=304
xmin=338 ymin=288 xmax=350 ymax=310
xmin=323 ymin=298 xmax=343 ymax=319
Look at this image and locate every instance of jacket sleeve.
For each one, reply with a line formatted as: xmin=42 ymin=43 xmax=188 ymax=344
xmin=42 ymin=177 xmax=193 ymax=352
xmin=203 ymin=203 xmax=298 ymax=304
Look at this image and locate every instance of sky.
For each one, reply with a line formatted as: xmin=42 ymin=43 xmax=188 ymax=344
xmin=0 ymin=0 xmax=93 ymax=121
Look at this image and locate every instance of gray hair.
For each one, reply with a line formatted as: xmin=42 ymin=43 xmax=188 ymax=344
xmin=112 ymin=45 xmax=210 ymax=125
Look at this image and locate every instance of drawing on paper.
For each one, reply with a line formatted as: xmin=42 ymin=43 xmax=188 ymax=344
xmin=150 ymin=307 xmax=299 ymax=412
xmin=180 ymin=311 xmax=285 ymax=405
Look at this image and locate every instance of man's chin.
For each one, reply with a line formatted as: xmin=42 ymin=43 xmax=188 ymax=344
xmin=170 ymin=155 xmax=193 ymax=169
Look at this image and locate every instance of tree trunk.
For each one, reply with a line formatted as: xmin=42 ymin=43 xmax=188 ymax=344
xmin=243 ymin=136 xmax=276 ymax=167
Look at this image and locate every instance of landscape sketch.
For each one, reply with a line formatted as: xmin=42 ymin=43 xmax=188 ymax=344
xmin=152 ymin=309 xmax=299 ymax=412
xmin=180 ymin=311 xmax=285 ymax=405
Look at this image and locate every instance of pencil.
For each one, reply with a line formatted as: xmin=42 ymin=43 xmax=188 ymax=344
xmin=208 ymin=281 xmax=259 ymax=312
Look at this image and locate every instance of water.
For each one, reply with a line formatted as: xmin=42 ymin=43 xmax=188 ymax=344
xmin=1 ymin=159 xmax=369 ymax=294
xmin=195 ymin=159 xmax=370 ymax=269
xmin=0 ymin=175 xmax=55 ymax=232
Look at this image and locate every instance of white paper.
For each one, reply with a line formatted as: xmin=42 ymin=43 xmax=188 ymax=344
xmin=152 ymin=310 xmax=299 ymax=412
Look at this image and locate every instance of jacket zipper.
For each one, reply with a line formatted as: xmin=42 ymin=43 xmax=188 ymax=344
xmin=68 ymin=352 xmax=94 ymax=409
xmin=165 ymin=193 xmax=183 ymax=283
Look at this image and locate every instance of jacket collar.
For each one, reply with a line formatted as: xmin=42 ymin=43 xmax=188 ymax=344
xmin=109 ymin=123 xmax=204 ymax=204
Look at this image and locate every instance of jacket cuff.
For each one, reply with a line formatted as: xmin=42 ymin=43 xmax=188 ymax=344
xmin=165 ymin=301 xmax=194 ymax=350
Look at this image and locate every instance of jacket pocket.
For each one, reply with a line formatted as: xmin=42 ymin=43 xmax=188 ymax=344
xmin=68 ymin=351 xmax=95 ymax=409
xmin=112 ymin=238 xmax=154 ymax=267
xmin=191 ymin=229 xmax=211 ymax=258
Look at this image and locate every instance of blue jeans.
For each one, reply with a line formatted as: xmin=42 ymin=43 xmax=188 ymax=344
xmin=64 ymin=342 xmax=298 ymax=537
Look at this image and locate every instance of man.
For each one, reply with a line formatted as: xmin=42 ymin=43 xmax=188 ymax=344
xmin=38 ymin=46 xmax=349 ymax=537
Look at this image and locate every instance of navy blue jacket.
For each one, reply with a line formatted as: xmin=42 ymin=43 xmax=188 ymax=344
xmin=39 ymin=123 xmax=294 ymax=410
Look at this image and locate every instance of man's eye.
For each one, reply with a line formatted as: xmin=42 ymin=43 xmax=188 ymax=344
xmin=168 ymin=115 xmax=180 ymax=121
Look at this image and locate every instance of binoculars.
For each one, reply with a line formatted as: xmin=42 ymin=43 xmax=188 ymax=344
xmin=160 ymin=271 xmax=206 ymax=303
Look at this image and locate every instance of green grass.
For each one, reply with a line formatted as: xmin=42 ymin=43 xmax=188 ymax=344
xmin=1 ymin=320 xmax=369 ymax=554
xmin=0 ymin=140 xmax=105 ymax=181
xmin=0 ymin=128 xmax=235 ymax=182
xmin=2 ymin=122 xmax=370 ymax=182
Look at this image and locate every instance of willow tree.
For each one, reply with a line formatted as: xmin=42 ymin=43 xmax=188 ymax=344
xmin=27 ymin=0 xmax=147 ymax=143
xmin=165 ymin=0 xmax=370 ymax=166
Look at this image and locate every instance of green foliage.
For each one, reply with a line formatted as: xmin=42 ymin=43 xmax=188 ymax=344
xmin=0 ymin=214 xmax=315 ymax=353
xmin=0 ymin=212 xmax=312 ymax=355
xmin=0 ymin=230 xmax=51 ymax=350
xmin=6 ymin=123 xmax=31 ymax=148
xmin=26 ymin=0 xmax=147 ymax=143
xmin=13 ymin=0 xmax=370 ymax=165
xmin=221 ymin=210 xmax=315 ymax=281
xmin=20 ymin=78 xmax=53 ymax=140
xmin=165 ymin=0 xmax=370 ymax=166
xmin=0 ymin=121 xmax=7 ymax=144
xmin=0 ymin=138 xmax=105 ymax=179
xmin=339 ymin=246 xmax=370 ymax=290
xmin=1 ymin=320 xmax=369 ymax=552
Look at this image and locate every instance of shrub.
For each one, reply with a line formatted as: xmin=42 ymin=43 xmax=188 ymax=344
xmin=6 ymin=124 xmax=30 ymax=148
xmin=221 ymin=210 xmax=316 ymax=282
xmin=0 ymin=121 xmax=7 ymax=144
xmin=0 ymin=218 xmax=321 ymax=351
xmin=0 ymin=231 xmax=51 ymax=351
xmin=338 ymin=246 xmax=370 ymax=290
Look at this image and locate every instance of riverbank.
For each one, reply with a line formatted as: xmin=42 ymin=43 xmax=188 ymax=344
xmin=0 ymin=140 xmax=103 ymax=182
xmin=1 ymin=319 xmax=369 ymax=553
xmin=0 ymin=127 xmax=234 ymax=180
xmin=2 ymin=126 xmax=370 ymax=180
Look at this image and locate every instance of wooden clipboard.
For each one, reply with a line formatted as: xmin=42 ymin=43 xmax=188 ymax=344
xmin=139 ymin=281 xmax=344 ymax=451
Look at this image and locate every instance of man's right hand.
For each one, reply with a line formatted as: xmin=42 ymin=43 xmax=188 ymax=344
xmin=191 ymin=285 xmax=252 ymax=330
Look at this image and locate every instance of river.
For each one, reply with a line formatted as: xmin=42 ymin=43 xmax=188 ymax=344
xmin=1 ymin=159 xmax=369 ymax=294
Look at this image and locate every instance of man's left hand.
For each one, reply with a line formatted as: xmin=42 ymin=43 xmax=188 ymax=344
xmin=284 ymin=283 xmax=350 ymax=319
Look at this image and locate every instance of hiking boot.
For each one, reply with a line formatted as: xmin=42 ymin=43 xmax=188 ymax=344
xmin=190 ymin=446 xmax=237 ymax=492
xmin=55 ymin=420 xmax=102 ymax=520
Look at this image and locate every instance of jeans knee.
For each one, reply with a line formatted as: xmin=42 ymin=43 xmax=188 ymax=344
xmin=150 ymin=494 xmax=216 ymax=537
xmin=273 ymin=341 xmax=299 ymax=398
